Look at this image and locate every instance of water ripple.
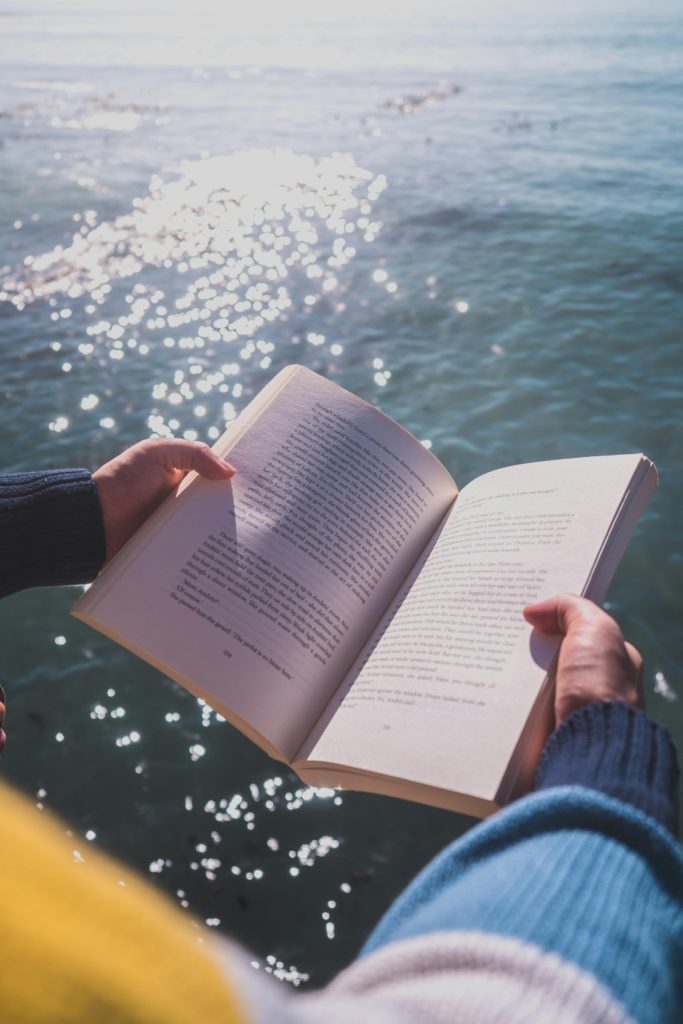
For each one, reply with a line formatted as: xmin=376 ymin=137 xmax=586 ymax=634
xmin=0 ymin=149 xmax=386 ymax=439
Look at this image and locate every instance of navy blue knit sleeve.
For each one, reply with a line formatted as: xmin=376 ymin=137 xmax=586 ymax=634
xmin=535 ymin=701 xmax=679 ymax=835
xmin=0 ymin=470 xmax=106 ymax=598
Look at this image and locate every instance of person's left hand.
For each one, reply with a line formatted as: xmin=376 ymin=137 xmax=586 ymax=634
xmin=93 ymin=439 xmax=235 ymax=563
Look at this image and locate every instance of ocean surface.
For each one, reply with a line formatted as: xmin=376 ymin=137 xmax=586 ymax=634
xmin=1 ymin=0 xmax=682 ymax=987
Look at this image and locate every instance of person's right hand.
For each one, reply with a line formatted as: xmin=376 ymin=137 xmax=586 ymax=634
xmin=524 ymin=593 xmax=644 ymax=728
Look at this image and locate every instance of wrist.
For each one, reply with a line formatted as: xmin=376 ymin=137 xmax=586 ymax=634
xmin=0 ymin=469 xmax=106 ymax=596
xmin=535 ymin=701 xmax=679 ymax=834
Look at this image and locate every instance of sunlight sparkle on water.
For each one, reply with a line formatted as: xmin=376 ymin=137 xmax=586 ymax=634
xmin=653 ymin=671 xmax=678 ymax=702
xmin=2 ymin=132 xmax=385 ymax=982
xmin=0 ymin=148 xmax=385 ymax=440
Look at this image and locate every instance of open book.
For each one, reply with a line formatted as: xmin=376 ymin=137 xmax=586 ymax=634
xmin=73 ymin=366 xmax=657 ymax=817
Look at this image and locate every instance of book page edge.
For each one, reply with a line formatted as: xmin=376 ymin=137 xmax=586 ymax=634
xmin=495 ymin=453 xmax=657 ymax=805
xmin=293 ymin=760 xmax=498 ymax=818
xmin=72 ymin=606 xmax=291 ymax=763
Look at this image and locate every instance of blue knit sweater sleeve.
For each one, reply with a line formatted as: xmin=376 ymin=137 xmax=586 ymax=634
xmin=0 ymin=470 xmax=106 ymax=598
xmin=362 ymin=704 xmax=682 ymax=1024
xmin=535 ymin=701 xmax=679 ymax=835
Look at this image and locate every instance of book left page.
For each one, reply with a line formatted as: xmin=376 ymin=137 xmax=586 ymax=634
xmin=73 ymin=366 xmax=457 ymax=763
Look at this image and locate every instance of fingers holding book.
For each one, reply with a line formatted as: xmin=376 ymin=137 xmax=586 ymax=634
xmin=524 ymin=593 xmax=644 ymax=727
xmin=93 ymin=439 xmax=236 ymax=564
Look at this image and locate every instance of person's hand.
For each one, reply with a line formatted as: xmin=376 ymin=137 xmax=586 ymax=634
xmin=524 ymin=593 xmax=644 ymax=727
xmin=93 ymin=439 xmax=235 ymax=564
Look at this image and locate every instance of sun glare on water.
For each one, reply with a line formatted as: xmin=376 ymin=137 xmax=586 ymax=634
xmin=1 ymin=149 xmax=386 ymax=439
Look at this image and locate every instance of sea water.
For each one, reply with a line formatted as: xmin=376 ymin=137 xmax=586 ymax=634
xmin=0 ymin=0 xmax=681 ymax=985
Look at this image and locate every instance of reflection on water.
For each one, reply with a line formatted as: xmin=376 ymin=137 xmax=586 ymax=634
xmin=1 ymin=150 xmax=385 ymax=440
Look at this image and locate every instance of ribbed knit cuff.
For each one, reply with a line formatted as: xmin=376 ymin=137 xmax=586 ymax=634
xmin=0 ymin=470 xmax=106 ymax=599
xmin=535 ymin=702 xmax=679 ymax=835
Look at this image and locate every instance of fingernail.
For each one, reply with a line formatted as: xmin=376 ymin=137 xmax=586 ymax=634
xmin=223 ymin=460 xmax=236 ymax=476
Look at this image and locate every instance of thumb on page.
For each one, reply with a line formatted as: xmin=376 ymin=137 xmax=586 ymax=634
xmin=523 ymin=593 xmax=591 ymax=636
xmin=524 ymin=593 xmax=645 ymax=723
xmin=158 ymin=440 xmax=236 ymax=481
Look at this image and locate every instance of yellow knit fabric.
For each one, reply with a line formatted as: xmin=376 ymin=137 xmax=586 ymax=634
xmin=0 ymin=781 xmax=245 ymax=1023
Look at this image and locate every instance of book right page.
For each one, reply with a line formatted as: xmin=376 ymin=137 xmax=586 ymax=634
xmin=301 ymin=454 xmax=654 ymax=805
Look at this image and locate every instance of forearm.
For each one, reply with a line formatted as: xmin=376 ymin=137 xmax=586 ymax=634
xmin=535 ymin=700 xmax=679 ymax=833
xmin=358 ymin=703 xmax=682 ymax=1023
xmin=0 ymin=469 xmax=106 ymax=598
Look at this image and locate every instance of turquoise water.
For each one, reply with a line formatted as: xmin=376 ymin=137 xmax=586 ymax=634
xmin=1 ymin=0 xmax=682 ymax=986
